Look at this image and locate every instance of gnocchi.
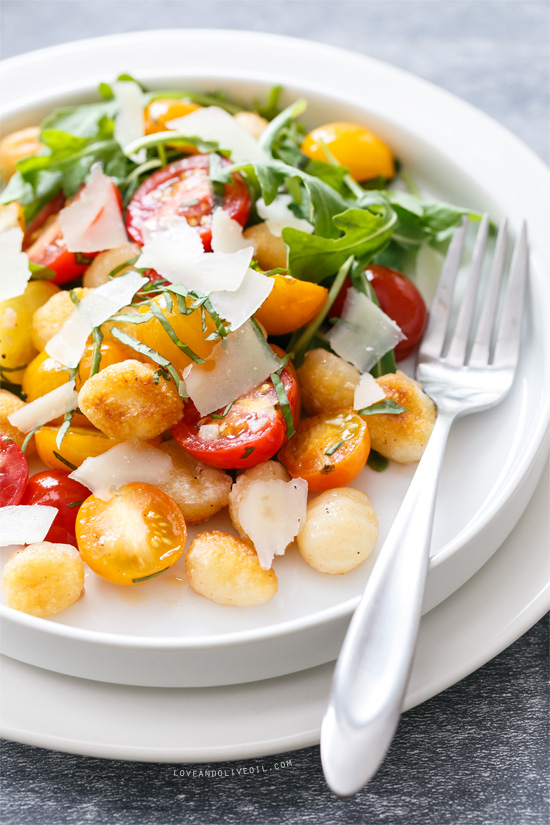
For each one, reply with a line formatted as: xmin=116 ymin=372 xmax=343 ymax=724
xmin=297 ymin=348 xmax=360 ymax=416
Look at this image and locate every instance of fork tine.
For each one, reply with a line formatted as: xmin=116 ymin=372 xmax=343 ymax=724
xmin=419 ymin=215 xmax=468 ymax=360
xmin=492 ymin=222 xmax=528 ymax=368
xmin=445 ymin=214 xmax=490 ymax=366
xmin=468 ymin=218 xmax=508 ymax=367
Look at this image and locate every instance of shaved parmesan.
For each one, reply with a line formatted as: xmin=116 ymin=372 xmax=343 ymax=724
xmin=8 ymin=381 xmax=78 ymax=433
xmin=256 ymin=194 xmax=314 ymax=238
xmin=45 ymin=270 xmax=146 ymax=367
xmin=166 ymin=106 xmax=269 ymax=163
xmin=58 ymin=164 xmax=129 ymax=253
xmin=69 ymin=440 xmax=173 ymax=500
xmin=185 ymin=321 xmax=281 ymax=416
xmin=237 ymin=478 xmax=308 ymax=569
xmin=0 ymin=505 xmax=57 ymax=547
xmin=0 ymin=227 xmax=31 ymax=301
xmin=211 ymin=208 xmax=250 ymax=253
xmin=209 ymin=269 xmax=274 ymax=331
xmin=113 ymin=80 xmax=145 ymax=163
xmin=326 ymin=287 xmax=405 ymax=372
xmin=137 ymin=216 xmax=254 ymax=294
xmin=354 ymin=372 xmax=386 ymax=411
xmin=198 ymin=423 xmax=220 ymax=442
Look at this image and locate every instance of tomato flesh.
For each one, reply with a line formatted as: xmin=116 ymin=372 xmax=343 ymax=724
xmin=332 ymin=265 xmax=428 ymax=361
xmin=172 ymin=366 xmax=300 ymax=470
xmin=21 ymin=471 xmax=90 ymax=546
xmin=23 ymin=193 xmax=88 ymax=285
xmin=278 ymin=409 xmax=370 ymax=491
xmin=125 ymin=154 xmax=251 ymax=251
xmin=75 ymin=482 xmax=187 ymax=585
xmin=0 ymin=436 xmax=29 ymax=507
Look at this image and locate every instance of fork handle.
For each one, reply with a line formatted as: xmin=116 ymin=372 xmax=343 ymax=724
xmin=321 ymin=408 xmax=455 ymax=797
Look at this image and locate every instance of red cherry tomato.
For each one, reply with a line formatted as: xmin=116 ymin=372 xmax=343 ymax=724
xmin=171 ymin=366 xmax=300 ymax=469
xmin=332 ymin=265 xmax=428 ymax=361
xmin=0 ymin=436 xmax=28 ymax=507
xmin=125 ymin=154 xmax=251 ymax=251
xmin=20 ymin=470 xmax=90 ymax=547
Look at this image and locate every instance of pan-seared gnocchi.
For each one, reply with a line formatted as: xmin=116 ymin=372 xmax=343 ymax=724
xmin=242 ymin=222 xmax=287 ymax=270
xmin=297 ymin=487 xmax=379 ymax=574
xmin=31 ymin=287 xmax=92 ymax=351
xmin=186 ymin=531 xmax=278 ymax=606
xmin=367 ymin=370 xmax=436 ymax=464
xmin=82 ymin=243 xmax=142 ymax=288
xmin=78 ymin=360 xmax=184 ymax=440
xmin=0 ymin=390 xmax=35 ymax=453
xmin=2 ymin=541 xmax=85 ymax=617
xmin=297 ymin=348 xmax=360 ymax=416
xmin=156 ymin=440 xmax=232 ymax=525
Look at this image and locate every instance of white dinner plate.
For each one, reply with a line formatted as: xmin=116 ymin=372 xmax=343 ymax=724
xmin=1 ymin=459 xmax=548 ymax=762
xmin=0 ymin=30 xmax=549 ymax=688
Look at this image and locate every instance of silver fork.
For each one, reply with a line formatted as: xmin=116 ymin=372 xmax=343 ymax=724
xmin=320 ymin=215 xmax=529 ymax=797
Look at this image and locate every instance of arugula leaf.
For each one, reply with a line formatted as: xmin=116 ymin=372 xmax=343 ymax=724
xmin=283 ymin=205 xmax=396 ymax=282
xmin=41 ymin=101 xmax=116 ymax=137
xmin=258 ymin=98 xmax=307 ymax=156
xmin=252 ymin=84 xmax=284 ymax=120
xmin=142 ymin=89 xmax=243 ymax=115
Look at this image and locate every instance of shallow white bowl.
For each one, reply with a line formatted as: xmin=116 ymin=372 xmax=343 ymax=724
xmin=1 ymin=30 xmax=549 ymax=688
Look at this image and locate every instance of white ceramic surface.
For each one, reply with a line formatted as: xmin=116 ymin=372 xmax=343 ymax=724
xmin=1 ymin=459 xmax=548 ymax=763
xmin=0 ymin=30 xmax=549 ymax=688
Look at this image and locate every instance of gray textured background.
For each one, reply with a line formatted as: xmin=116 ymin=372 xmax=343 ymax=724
xmin=1 ymin=2 xmax=549 ymax=823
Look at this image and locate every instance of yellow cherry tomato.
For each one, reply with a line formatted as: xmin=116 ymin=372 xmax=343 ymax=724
xmin=35 ymin=425 xmax=126 ymax=470
xmin=254 ymin=274 xmax=328 ymax=336
xmin=0 ymin=126 xmax=43 ymax=181
xmin=301 ymin=121 xmax=395 ymax=182
xmin=144 ymin=98 xmax=201 ymax=144
xmin=0 ymin=280 xmax=60 ymax=384
xmin=135 ymin=293 xmax=217 ymax=374
xmin=76 ymin=482 xmax=187 ymax=586
xmin=23 ymin=340 xmax=134 ymax=402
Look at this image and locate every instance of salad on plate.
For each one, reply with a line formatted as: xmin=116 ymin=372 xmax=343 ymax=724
xmin=0 ymin=76 xmax=478 ymax=619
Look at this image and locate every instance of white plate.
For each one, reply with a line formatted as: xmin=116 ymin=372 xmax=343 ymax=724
xmin=0 ymin=30 xmax=549 ymax=688
xmin=1 ymin=459 xmax=548 ymax=762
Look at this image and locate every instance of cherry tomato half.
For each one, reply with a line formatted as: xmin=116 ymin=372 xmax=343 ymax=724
xmin=20 ymin=471 xmax=90 ymax=546
xmin=75 ymin=482 xmax=187 ymax=585
xmin=332 ymin=265 xmax=428 ymax=361
xmin=0 ymin=436 xmax=28 ymax=506
xmin=125 ymin=154 xmax=251 ymax=252
xmin=278 ymin=409 xmax=370 ymax=492
xmin=172 ymin=365 xmax=300 ymax=470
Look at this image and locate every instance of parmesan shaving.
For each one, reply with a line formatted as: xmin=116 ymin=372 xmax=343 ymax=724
xmin=69 ymin=440 xmax=174 ymax=500
xmin=237 ymin=478 xmax=308 ymax=569
xmin=326 ymin=287 xmax=405 ymax=372
xmin=8 ymin=381 xmax=78 ymax=433
xmin=45 ymin=270 xmax=146 ymax=368
xmin=136 ymin=216 xmax=254 ymax=293
xmin=58 ymin=163 xmax=129 ymax=253
xmin=354 ymin=373 xmax=386 ymax=410
xmin=0 ymin=227 xmax=31 ymax=301
xmin=184 ymin=321 xmax=281 ymax=416
xmin=113 ymin=80 xmax=146 ymax=163
xmin=166 ymin=106 xmax=269 ymax=163
xmin=198 ymin=423 xmax=220 ymax=442
xmin=0 ymin=505 xmax=57 ymax=548
xmin=256 ymin=194 xmax=314 ymax=238
xmin=211 ymin=208 xmax=250 ymax=253
xmin=209 ymin=269 xmax=274 ymax=331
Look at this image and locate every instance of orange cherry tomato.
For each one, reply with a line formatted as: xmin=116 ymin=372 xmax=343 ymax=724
xmin=253 ymin=274 xmax=328 ymax=336
xmin=34 ymin=425 xmax=125 ymax=470
xmin=75 ymin=482 xmax=187 ymax=585
xmin=278 ymin=409 xmax=370 ymax=491
xmin=144 ymin=98 xmax=201 ymax=134
xmin=135 ymin=293 xmax=218 ymax=374
xmin=301 ymin=121 xmax=395 ymax=182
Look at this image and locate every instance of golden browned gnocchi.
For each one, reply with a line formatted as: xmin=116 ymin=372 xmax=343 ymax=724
xmin=297 ymin=348 xmax=360 ymax=416
xmin=233 ymin=111 xmax=269 ymax=140
xmin=228 ymin=459 xmax=291 ymax=539
xmin=186 ymin=531 xmax=278 ymax=606
xmin=82 ymin=243 xmax=142 ymax=288
xmin=0 ymin=126 xmax=43 ymax=181
xmin=367 ymin=370 xmax=437 ymax=464
xmin=78 ymin=359 xmax=184 ymax=440
xmin=0 ymin=389 xmax=35 ymax=453
xmin=31 ymin=287 xmax=92 ymax=351
xmin=156 ymin=440 xmax=232 ymax=525
xmin=297 ymin=487 xmax=379 ymax=574
xmin=242 ymin=222 xmax=287 ymax=270
xmin=2 ymin=541 xmax=85 ymax=617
